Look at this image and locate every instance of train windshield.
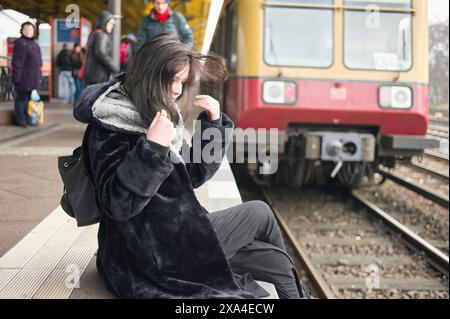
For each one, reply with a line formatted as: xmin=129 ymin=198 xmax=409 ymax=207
xmin=264 ymin=1 xmax=334 ymax=68
xmin=344 ymin=0 xmax=413 ymax=71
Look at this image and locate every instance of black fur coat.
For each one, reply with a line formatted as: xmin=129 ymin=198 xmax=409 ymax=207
xmin=73 ymin=75 xmax=257 ymax=298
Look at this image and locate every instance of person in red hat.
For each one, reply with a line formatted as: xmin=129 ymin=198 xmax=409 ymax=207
xmin=137 ymin=0 xmax=194 ymax=49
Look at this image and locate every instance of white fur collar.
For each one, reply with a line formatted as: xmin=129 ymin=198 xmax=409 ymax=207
xmin=92 ymin=82 xmax=147 ymax=134
xmin=92 ymin=82 xmax=186 ymax=163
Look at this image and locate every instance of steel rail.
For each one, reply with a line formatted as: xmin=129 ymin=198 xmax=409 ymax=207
xmin=424 ymin=150 xmax=448 ymax=162
xmin=260 ymin=188 xmax=336 ymax=299
xmin=406 ymin=162 xmax=449 ymax=180
xmin=425 ymin=151 xmax=449 ymax=161
xmin=352 ymin=192 xmax=449 ymax=277
xmin=377 ymin=169 xmax=449 ymax=208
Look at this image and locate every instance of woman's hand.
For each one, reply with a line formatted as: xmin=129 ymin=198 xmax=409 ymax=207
xmin=194 ymin=95 xmax=221 ymax=121
xmin=146 ymin=110 xmax=176 ymax=147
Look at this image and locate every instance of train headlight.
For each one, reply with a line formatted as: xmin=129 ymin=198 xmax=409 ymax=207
xmin=263 ymin=81 xmax=297 ymax=104
xmin=379 ymin=86 xmax=412 ymax=109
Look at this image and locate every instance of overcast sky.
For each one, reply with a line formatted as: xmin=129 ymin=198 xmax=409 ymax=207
xmin=0 ymin=0 xmax=449 ymax=40
xmin=428 ymin=0 xmax=449 ymax=23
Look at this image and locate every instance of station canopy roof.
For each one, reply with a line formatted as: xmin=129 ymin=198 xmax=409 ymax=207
xmin=0 ymin=0 xmax=212 ymax=49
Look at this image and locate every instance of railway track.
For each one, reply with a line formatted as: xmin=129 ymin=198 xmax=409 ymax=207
xmin=428 ymin=130 xmax=449 ymax=140
xmin=427 ymin=122 xmax=449 ymax=149
xmin=231 ymin=145 xmax=449 ymax=299
xmin=425 ymin=150 xmax=449 ymax=162
xmin=259 ymin=186 xmax=449 ymax=299
xmin=395 ymin=151 xmax=449 ymax=195
xmin=428 ymin=124 xmax=449 ymax=134
xmin=406 ymin=161 xmax=449 ymax=180
xmin=377 ymin=168 xmax=449 ymax=208
xmin=429 ymin=117 xmax=449 ymax=126
xmin=411 ymin=151 xmax=450 ymax=180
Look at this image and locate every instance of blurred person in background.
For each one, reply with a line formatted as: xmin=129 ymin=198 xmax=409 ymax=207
xmin=56 ymin=43 xmax=75 ymax=104
xmin=83 ymin=10 xmax=119 ymax=85
xmin=70 ymin=43 xmax=84 ymax=103
xmin=137 ymin=0 xmax=194 ymax=49
xmin=11 ymin=21 xmax=42 ymax=128
xmin=120 ymin=33 xmax=137 ymax=72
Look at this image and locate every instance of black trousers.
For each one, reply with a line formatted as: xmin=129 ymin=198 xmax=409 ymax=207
xmin=208 ymin=200 xmax=301 ymax=299
xmin=14 ymin=91 xmax=31 ymax=126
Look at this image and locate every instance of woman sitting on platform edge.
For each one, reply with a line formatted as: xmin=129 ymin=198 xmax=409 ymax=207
xmin=73 ymin=34 xmax=308 ymax=299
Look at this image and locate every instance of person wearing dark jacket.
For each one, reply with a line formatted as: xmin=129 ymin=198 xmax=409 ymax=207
xmin=137 ymin=0 xmax=194 ymax=49
xmin=120 ymin=33 xmax=137 ymax=72
xmin=70 ymin=43 xmax=84 ymax=103
xmin=56 ymin=43 xmax=72 ymax=71
xmin=83 ymin=10 xmax=119 ymax=85
xmin=12 ymin=22 xmax=42 ymax=127
xmin=73 ymin=34 xmax=306 ymax=299
xmin=56 ymin=43 xmax=75 ymax=104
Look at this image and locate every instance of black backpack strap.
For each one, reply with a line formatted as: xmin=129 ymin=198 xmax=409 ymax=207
xmin=80 ymin=124 xmax=103 ymax=213
xmin=81 ymin=125 xmax=94 ymax=181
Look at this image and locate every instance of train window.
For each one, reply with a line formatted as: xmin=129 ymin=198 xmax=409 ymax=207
xmin=344 ymin=11 xmax=412 ymax=71
xmin=264 ymin=6 xmax=333 ymax=68
xmin=344 ymin=0 xmax=412 ymax=9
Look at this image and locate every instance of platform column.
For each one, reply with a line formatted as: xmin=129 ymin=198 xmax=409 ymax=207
xmin=109 ymin=0 xmax=121 ymax=70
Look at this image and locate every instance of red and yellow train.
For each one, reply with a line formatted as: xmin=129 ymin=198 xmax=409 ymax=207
xmin=209 ymin=0 xmax=439 ymax=187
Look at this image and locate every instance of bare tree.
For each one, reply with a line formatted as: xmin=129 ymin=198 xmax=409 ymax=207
xmin=429 ymin=19 xmax=449 ymax=105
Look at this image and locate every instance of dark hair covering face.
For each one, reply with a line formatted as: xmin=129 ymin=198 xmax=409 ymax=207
xmin=124 ymin=34 xmax=228 ymax=126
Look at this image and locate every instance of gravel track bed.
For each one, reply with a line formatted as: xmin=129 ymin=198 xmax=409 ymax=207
xmin=358 ymin=181 xmax=449 ymax=247
xmin=304 ymin=242 xmax=410 ymax=256
xmin=394 ymin=164 xmax=449 ymax=195
xmin=418 ymin=159 xmax=449 ymax=173
xmin=339 ymin=289 xmax=449 ymax=299
xmin=319 ymin=263 xmax=432 ymax=279
xmin=268 ymin=186 xmax=448 ymax=299
xmin=419 ymin=155 xmax=449 ymax=172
